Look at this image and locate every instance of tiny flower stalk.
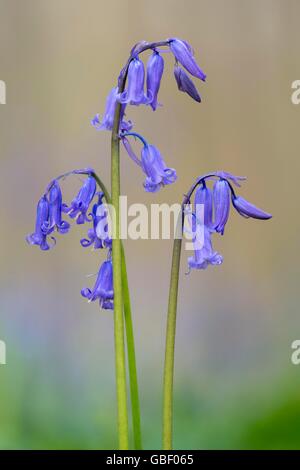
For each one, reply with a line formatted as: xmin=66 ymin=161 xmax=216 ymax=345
xmin=162 ymin=172 xmax=272 ymax=449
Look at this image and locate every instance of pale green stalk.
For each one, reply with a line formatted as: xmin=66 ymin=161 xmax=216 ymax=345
xmin=111 ymin=103 xmax=129 ymax=449
xmin=162 ymin=237 xmax=182 ymax=450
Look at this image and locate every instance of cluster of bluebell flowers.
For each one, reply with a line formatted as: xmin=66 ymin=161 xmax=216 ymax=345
xmin=27 ymin=37 xmax=207 ymax=312
xmin=91 ymin=38 xmax=206 ymax=192
xmin=27 ymin=37 xmax=271 ymax=313
xmin=27 ymin=169 xmax=114 ymax=310
xmin=185 ymin=171 xmax=272 ymax=270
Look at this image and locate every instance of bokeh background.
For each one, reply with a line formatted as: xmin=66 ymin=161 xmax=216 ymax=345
xmin=1 ymin=0 xmax=300 ymax=449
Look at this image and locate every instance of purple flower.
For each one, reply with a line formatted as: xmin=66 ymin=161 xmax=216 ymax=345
xmin=232 ymin=196 xmax=272 ymax=220
xmin=26 ymin=195 xmax=52 ymax=251
xmin=194 ymin=183 xmax=213 ymax=227
xmin=169 ymin=38 xmax=206 ymax=81
xmin=213 ymin=179 xmax=231 ymax=234
xmin=146 ymin=51 xmax=164 ymax=110
xmin=63 ymin=175 xmax=96 ymax=224
xmin=91 ymin=87 xmax=132 ymax=132
xmin=141 ymin=144 xmax=177 ymax=193
xmin=174 ymin=65 xmax=201 ymax=102
xmin=188 ymin=225 xmax=223 ymax=270
xmin=121 ymin=132 xmax=177 ymax=193
xmin=42 ymin=180 xmax=70 ymax=235
xmin=81 ymin=259 xmax=114 ymax=310
xmin=80 ymin=192 xmax=111 ymax=249
xmin=119 ymin=57 xmax=151 ymax=106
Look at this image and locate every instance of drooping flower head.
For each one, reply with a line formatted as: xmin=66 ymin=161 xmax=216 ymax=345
xmin=80 ymin=192 xmax=111 ymax=249
xmin=63 ymin=175 xmax=96 ymax=224
xmin=81 ymin=259 xmax=114 ymax=310
xmin=185 ymin=171 xmax=272 ymax=271
xmin=26 ymin=169 xmax=98 ymax=250
xmin=119 ymin=57 xmax=151 ymax=106
xmin=26 ymin=195 xmax=52 ymax=251
xmin=42 ymin=180 xmax=70 ymax=235
xmin=146 ymin=51 xmax=164 ymax=110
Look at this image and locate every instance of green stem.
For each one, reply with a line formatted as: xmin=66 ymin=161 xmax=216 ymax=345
xmin=121 ymin=246 xmax=143 ymax=450
xmin=162 ymin=237 xmax=182 ymax=450
xmin=111 ymin=103 xmax=129 ymax=449
xmin=91 ymin=171 xmax=142 ymax=449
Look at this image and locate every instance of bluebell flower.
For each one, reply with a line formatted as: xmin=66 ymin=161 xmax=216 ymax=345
xmin=213 ymin=179 xmax=231 ymax=235
xmin=232 ymin=196 xmax=272 ymax=220
xmin=121 ymin=133 xmax=177 ymax=192
xmin=188 ymin=224 xmax=223 ymax=270
xmin=63 ymin=175 xmax=96 ymax=224
xmin=169 ymin=38 xmax=206 ymax=81
xmin=91 ymin=87 xmax=132 ymax=132
xmin=80 ymin=192 xmax=111 ymax=249
xmin=42 ymin=180 xmax=70 ymax=234
xmin=146 ymin=51 xmax=164 ymax=110
xmin=194 ymin=182 xmax=213 ymax=227
xmin=119 ymin=57 xmax=151 ymax=106
xmin=26 ymin=195 xmax=52 ymax=251
xmin=174 ymin=65 xmax=201 ymax=102
xmin=81 ymin=259 xmax=114 ymax=310
xmin=141 ymin=144 xmax=177 ymax=193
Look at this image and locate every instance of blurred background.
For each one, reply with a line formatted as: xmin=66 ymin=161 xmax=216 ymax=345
xmin=0 ymin=0 xmax=300 ymax=449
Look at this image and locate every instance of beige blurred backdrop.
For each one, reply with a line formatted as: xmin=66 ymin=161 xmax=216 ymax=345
xmin=0 ymin=0 xmax=300 ymax=449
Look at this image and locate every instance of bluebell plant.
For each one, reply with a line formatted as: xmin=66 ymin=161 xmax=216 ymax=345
xmin=183 ymin=171 xmax=272 ymax=270
xmin=26 ymin=37 xmax=271 ymax=451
